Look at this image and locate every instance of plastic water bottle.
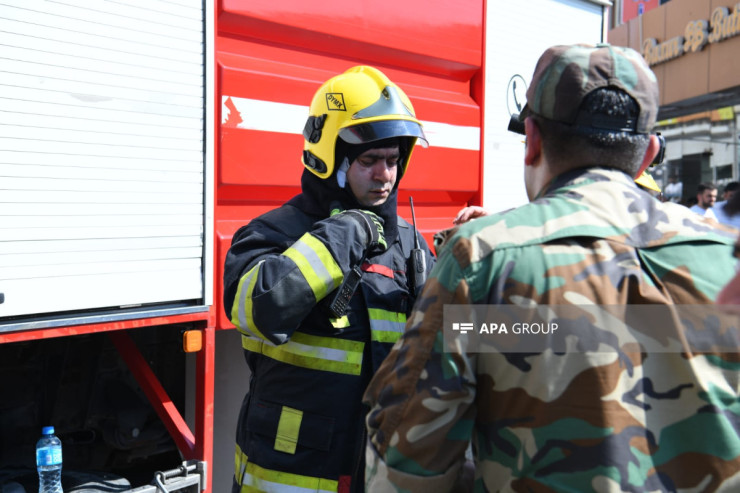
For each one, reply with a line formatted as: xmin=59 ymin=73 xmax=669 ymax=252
xmin=36 ymin=426 xmax=63 ymax=493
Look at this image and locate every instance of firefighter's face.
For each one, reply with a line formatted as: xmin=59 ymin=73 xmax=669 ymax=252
xmin=346 ymin=146 xmax=399 ymax=207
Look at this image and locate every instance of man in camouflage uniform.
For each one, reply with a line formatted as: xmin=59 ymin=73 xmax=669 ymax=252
xmin=363 ymin=43 xmax=740 ymax=491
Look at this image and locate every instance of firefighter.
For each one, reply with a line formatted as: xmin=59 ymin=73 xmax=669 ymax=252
xmin=223 ymin=66 xmax=435 ymax=492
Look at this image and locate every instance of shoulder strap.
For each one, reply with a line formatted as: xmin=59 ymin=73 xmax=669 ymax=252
xmin=395 ymin=216 xmax=415 ymax=259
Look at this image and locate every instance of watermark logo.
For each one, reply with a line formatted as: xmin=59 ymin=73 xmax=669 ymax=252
xmin=452 ymin=322 xmax=474 ymax=333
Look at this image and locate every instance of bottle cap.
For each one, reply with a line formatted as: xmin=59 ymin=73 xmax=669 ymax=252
xmin=42 ymin=426 xmax=55 ymax=435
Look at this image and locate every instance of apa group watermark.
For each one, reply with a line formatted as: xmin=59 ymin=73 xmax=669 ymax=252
xmin=453 ymin=321 xmax=559 ymax=335
xmin=444 ymin=304 xmax=740 ymax=354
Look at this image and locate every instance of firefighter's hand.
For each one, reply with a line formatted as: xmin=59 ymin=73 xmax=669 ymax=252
xmin=330 ymin=210 xmax=387 ymax=253
xmin=453 ymin=205 xmax=490 ymax=225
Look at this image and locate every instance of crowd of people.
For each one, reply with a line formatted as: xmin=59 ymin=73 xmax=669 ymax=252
xmin=223 ymin=43 xmax=740 ymax=492
xmin=653 ymin=176 xmax=740 ymax=228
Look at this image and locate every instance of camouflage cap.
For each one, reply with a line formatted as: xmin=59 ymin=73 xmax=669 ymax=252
xmin=519 ymin=43 xmax=659 ymax=134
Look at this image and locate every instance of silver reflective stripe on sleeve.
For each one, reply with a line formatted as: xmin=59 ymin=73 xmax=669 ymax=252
xmin=283 ymin=233 xmax=343 ymax=301
xmin=242 ymin=332 xmax=364 ymax=376
xmin=231 ymin=260 xmax=270 ymax=341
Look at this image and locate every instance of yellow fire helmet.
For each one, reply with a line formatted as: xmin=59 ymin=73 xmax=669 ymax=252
xmin=301 ymin=66 xmax=428 ymax=179
xmin=634 ymin=170 xmax=661 ymax=193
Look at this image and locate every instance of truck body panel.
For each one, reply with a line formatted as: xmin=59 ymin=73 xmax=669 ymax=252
xmin=0 ymin=1 xmax=609 ymax=491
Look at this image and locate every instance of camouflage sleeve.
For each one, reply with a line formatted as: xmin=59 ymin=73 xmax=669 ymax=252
xmin=363 ymin=235 xmax=476 ymax=490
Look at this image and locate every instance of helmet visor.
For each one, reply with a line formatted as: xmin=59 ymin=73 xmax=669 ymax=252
xmin=338 ymin=119 xmax=428 ymax=148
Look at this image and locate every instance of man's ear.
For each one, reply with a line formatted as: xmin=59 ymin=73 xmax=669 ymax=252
xmin=524 ymin=118 xmax=541 ymax=166
xmin=635 ymin=134 xmax=660 ymax=178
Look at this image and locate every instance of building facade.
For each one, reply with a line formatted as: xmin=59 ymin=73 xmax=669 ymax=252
xmin=609 ymin=0 xmax=740 ymax=204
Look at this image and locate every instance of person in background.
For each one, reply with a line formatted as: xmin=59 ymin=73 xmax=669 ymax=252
xmin=663 ymin=174 xmax=683 ymax=203
xmin=712 ymin=181 xmax=740 ymax=228
xmin=689 ymin=182 xmax=718 ymax=220
xmin=223 ymin=65 xmax=435 ymax=492
xmin=718 ymin=181 xmax=738 ymax=203
xmin=717 ymin=188 xmax=740 ymax=311
xmin=363 ymin=43 xmax=740 ymax=492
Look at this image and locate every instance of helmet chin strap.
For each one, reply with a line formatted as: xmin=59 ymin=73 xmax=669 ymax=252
xmin=336 ymin=157 xmax=350 ymax=188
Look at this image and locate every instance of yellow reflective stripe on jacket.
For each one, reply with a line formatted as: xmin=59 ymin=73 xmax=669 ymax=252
xmin=283 ymin=233 xmax=343 ymax=301
xmin=274 ymin=406 xmax=302 ymax=454
xmin=242 ymin=332 xmax=364 ymax=376
xmin=237 ymin=457 xmax=338 ymax=493
xmin=235 ymin=442 xmax=248 ymax=490
xmin=331 ymin=315 xmax=350 ymax=329
xmin=368 ymin=308 xmax=407 ymax=343
xmin=231 ymin=260 xmax=270 ymax=341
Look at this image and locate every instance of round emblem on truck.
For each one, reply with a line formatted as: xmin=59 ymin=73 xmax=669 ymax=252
xmin=506 ymin=75 xmax=528 ymax=117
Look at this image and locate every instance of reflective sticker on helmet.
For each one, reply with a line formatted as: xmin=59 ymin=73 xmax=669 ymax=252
xmin=325 ymin=93 xmax=346 ymax=111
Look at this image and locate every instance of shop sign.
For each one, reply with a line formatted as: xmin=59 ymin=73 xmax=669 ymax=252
xmin=642 ymin=3 xmax=740 ymax=66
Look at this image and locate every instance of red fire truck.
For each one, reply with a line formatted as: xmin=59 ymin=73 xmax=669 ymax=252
xmin=0 ymin=1 xmax=608 ymax=491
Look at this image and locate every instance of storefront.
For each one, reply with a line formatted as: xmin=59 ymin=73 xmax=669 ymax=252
xmin=609 ymin=0 xmax=740 ymax=203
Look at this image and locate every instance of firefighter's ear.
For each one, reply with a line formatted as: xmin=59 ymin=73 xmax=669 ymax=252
xmin=524 ymin=118 xmax=541 ymax=167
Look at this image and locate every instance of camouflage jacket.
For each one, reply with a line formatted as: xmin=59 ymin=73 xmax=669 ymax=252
xmin=364 ymin=167 xmax=740 ymax=492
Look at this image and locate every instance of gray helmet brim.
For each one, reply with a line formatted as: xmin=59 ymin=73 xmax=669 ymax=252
xmin=339 ymin=120 xmax=428 ymax=148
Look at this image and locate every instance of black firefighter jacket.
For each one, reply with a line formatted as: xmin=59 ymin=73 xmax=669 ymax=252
xmin=223 ymin=201 xmax=435 ymax=493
